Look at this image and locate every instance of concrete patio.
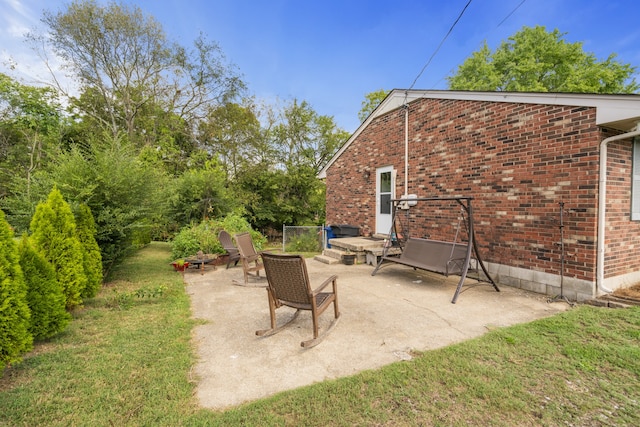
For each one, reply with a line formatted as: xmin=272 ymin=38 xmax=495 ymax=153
xmin=185 ymin=257 xmax=570 ymax=409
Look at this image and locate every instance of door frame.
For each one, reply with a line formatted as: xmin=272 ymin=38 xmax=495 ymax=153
xmin=375 ymin=166 xmax=395 ymax=235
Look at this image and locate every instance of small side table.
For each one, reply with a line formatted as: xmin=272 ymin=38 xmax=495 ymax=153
xmin=185 ymin=254 xmax=217 ymax=274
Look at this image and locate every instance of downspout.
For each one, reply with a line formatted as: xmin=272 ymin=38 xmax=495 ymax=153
xmin=597 ymin=124 xmax=640 ymax=294
xmin=404 ymin=103 xmax=409 ymax=198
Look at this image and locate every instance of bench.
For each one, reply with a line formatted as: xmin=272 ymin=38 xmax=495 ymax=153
xmin=372 ymin=236 xmax=500 ymax=304
xmin=372 ymin=237 xmax=470 ymax=276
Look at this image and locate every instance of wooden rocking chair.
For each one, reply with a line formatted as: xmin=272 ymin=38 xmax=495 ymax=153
xmin=257 ymin=252 xmax=340 ymax=348
xmin=218 ymin=230 xmax=240 ymax=269
xmin=234 ymin=232 xmax=265 ymax=285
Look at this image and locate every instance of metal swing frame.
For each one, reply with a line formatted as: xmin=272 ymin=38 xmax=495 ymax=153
xmin=372 ymin=196 xmax=499 ymax=303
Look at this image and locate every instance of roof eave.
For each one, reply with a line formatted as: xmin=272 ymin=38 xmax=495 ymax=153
xmin=317 ymin=90 xmax=640 ymax=179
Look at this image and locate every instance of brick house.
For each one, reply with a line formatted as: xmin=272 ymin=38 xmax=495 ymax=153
xmin=318 ymin=90 xmax=640 ymax=301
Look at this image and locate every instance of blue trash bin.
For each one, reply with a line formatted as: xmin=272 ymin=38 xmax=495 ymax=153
xmin=324 ymin=226 xmax=335 ymax=248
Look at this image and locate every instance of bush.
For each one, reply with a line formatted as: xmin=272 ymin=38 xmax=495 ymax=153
xmin=168 ymin=162 xmax=232 ymax=226
xmin=0 ymin=210 xmax=32 ymax=372
xmin=30 ymin=187 xmax=87 ymax=309
xmin=75 ymin=204 xmax=103 ymax=299
xmin=170 ymin=213 xmax=266 ymax=259
xmin=286 ymin=229 xmax=322 ymax=252
xmin=29 ymin=135 xmax=165 ymax=276
xmin=18 ymin=235 xmax=71 ymax=340
xmin=170 ymin=223 xmax=214 ymax=260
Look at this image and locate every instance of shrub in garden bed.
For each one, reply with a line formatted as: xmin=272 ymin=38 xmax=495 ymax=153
xmin=170 ymin=213 xmax=266 ymax=260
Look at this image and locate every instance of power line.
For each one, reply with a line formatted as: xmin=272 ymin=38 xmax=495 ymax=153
xmin=429 ymin=0 xmax=528 ymax=89
xmin=408 ymin=0 xmax=474 ymax=91
xmin=497 ymin=0 xmax=526 ymax=28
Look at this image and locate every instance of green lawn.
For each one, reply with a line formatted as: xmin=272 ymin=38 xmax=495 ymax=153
xmin=1 ymin=242 xmax=639 ymax=426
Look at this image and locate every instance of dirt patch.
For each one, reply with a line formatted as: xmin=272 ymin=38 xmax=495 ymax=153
xmin=612 ymin=283 xmax=640 ymax=301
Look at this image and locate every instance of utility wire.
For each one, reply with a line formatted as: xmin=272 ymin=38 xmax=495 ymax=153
xmin=497 ymin=0 xmax=526 ymax=28
xmin=408 ymin=0 xmax=474 ymax=91
xmin=429 ymin=0 xmax=527 ymax=89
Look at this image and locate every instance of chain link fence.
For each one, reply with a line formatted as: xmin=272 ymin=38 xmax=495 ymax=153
xmin=282 ymin=225 xmax=325 ymax=253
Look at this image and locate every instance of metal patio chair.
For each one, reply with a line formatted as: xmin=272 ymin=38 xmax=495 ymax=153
xmin=256 ymin=252 xmax=340 ymax=348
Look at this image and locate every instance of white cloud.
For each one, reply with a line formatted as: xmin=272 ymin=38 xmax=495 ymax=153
xmin=0 ymin=0 xmax=78 ymax=94
xmin=0 ymin=0 xmax=38 ymax=38
xmin=0 ymin=0 xmax=40 ymax=78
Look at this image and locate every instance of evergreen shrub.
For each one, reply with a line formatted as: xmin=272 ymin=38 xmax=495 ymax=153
xmin=0 ymin=210 xmax=32 ymax=371
xmin=75 ymin=204 xmax=103 ymax=299
xmin=30 ymin=187 xmax=87 ymax=309
xmin=18 ymin=235 xmax=71 ymax=340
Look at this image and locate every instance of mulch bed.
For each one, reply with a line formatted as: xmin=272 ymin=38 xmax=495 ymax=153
xmin=612 ymin=283 xmax=640 ymax=300
xmin=601 ymin=282 xmax=640 ymax=306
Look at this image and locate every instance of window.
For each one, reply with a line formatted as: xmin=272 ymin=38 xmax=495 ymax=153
xmin=632 ymin=137 xmax=640 ymax=220
xmin=379 ymin=171 xmax=392 ymax=214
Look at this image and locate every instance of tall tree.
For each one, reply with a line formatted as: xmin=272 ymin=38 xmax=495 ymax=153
xmin=358 ymin=89 xmax=390 ymax=122
xmin=272 ymin=99 xmax=348 ymax=174
xmin=35 ymin=0 xmax=244 ymax=145
xmin=230 ymin=99 xmax=345 ymax=230
xmin=448 ymin=26 xmax=639 ymax=93
xmin=0 ymin=73 xmax=63 ymax=198
xmin=198 ymin=100 xmax=263 ymax=181
xmin=41 ymin=135 xmax=166 ymax=274
xmin=167 ymin=160 xmax=232 ymax=226
xmin=236 ymin=163 xmax=326 ymax=229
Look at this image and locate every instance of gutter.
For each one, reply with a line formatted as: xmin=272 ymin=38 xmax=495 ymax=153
xmin=597 ymin=124 xmax=640 ymax=294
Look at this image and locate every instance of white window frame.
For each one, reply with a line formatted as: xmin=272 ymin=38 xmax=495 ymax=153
xmin=632 ymin=137 xmax=640 ymax=221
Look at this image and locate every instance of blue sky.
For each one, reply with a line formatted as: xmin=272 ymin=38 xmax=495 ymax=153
xmin=2 ymin=0 xmax=639 ymax=132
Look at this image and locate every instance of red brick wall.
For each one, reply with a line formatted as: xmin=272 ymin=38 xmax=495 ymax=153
xmin=326 ymin=98 xmax=639 ymax=283
xmin=325 ymin=108 xmax=405 ymax=237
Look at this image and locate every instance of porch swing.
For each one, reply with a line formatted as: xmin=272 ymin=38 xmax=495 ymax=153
xmin=371 ymin=196 xmax=500 ymax=303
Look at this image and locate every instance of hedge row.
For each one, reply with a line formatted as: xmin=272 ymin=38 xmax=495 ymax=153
xmin=1 ymin=188 xmax=102 ymax=372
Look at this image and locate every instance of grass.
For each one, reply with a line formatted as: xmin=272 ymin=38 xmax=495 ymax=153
xmin=1 ymin=242 xmax=639 ymax=426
